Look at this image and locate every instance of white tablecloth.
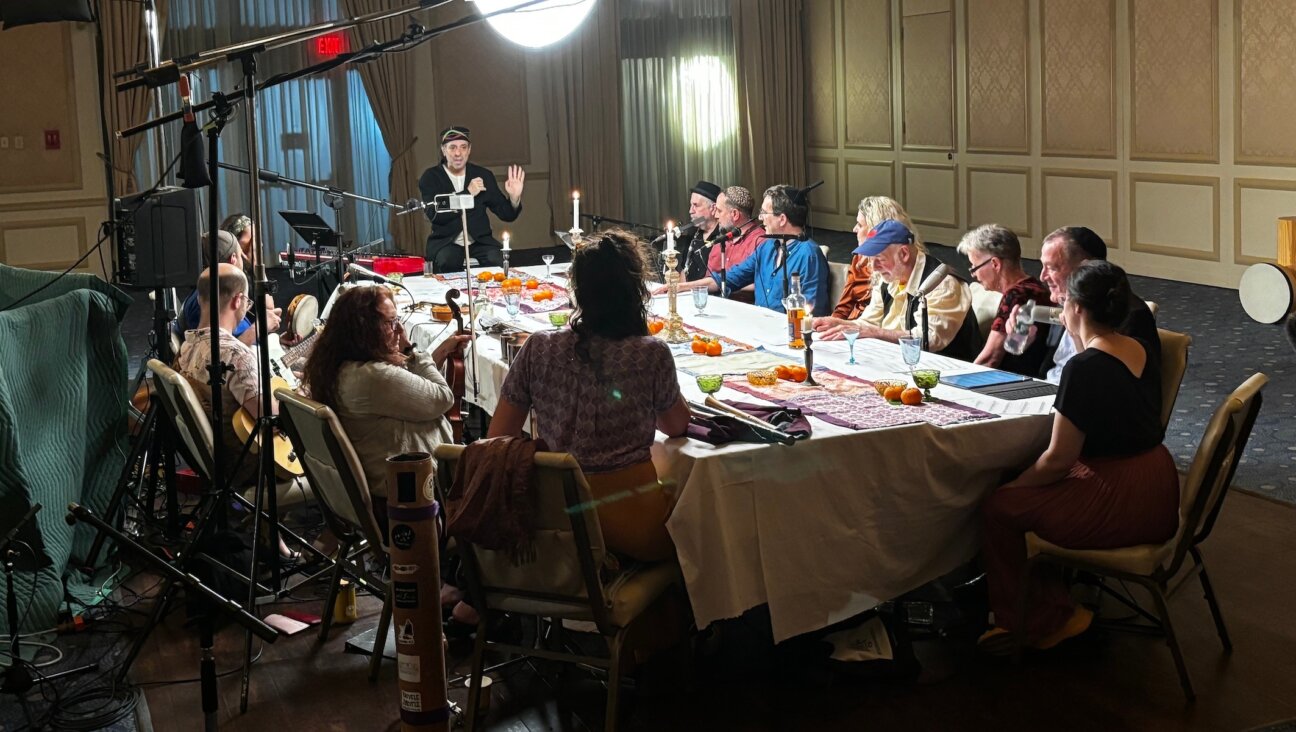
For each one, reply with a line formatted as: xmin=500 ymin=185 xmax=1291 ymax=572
xmin=395 ymin=266 xmax=1053 ymax=642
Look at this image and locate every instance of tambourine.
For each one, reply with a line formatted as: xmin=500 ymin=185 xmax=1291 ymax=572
xmin=285 ymin=294 xmax=320 ymax=341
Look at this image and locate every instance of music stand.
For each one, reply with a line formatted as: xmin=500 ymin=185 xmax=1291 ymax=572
xmin=280 ymin=210 xmax=342 ymax=300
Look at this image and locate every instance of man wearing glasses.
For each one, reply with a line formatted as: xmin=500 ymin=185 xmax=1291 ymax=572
xmin=957 ymin=224 xmax=1053 ymax=373
xmin=671 ymin=184 xmax=830 ymax=315
xmin=813 ymin=219 xmax=981 ymax=360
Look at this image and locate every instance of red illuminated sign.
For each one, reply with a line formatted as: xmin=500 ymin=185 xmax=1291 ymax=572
xmin=315 ymin=32 xmax=348 ymax=59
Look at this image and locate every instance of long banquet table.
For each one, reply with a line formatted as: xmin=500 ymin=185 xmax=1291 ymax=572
xmin=393 ymin=265 xmax=1053 ymax=642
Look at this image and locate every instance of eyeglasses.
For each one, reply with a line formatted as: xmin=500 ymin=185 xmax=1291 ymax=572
xmin=759 ymin=209 xmax=777 ymax=217
xmin=969 ymin=257 xmax=996 ymax=274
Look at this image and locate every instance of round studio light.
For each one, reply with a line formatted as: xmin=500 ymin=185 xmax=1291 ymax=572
xmin=472 ymin=0 xmax=598 ymax=49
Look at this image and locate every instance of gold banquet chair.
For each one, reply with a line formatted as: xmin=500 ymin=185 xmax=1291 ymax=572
xmin=969 ymin=282 xmax=1003 ymax=342
xmin=434 ymin=445 xmax=683 ymax=732
xmin=274 ymin=389 xmax=392 ymax=673
xmin=1015 ymin=373 xmax=1267 ymax=702
xmin=826 ymin=261 xmax=851 ymax=311
xmin=1157 ymin=328 xmax=1192 ymax=433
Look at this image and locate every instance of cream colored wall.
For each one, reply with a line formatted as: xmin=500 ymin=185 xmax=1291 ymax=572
xmin=410 ymin=17 xmax=554 ymax=252
xmin=0 ymin=22 xmax=111 ymax=279
xmin=804 ymin=0 xmax=1296 ymax=289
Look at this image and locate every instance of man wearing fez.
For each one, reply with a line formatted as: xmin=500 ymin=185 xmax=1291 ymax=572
xmin=418 ymin=126 xmax=526 ymax=273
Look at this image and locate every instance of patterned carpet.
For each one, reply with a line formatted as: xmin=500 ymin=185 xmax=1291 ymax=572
xmin=814 ymin=229 xmax=1296 ymax=504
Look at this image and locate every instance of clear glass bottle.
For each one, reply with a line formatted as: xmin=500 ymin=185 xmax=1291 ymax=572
xmin=1004 ymin=300 xmax=1063 ymax=355
xmin=783 ymin=272 xmax=807 ymax=350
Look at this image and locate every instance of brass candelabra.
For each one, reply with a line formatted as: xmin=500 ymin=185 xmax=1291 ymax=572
xmin=661 ymin=248 xmax=690 ymax=343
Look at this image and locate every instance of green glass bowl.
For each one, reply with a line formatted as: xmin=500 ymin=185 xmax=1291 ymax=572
xmin=548 ymin=311 xmax=570 ymax=327
xmin=696 ymin=374 xmax=725 ymax=394
xmin=912 ymin=369 xmax=940 ymax=390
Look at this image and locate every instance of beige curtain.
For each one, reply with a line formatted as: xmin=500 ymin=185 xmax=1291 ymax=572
xmin=99 ymin=0 xmax=168 ymax=196
xmin=542 ymin=0 xmax=625 ymax=233
xmin=731 ymin=0 xmax=806 ymax=192
xmin=344 ymin=0 xmax=423 ymax=254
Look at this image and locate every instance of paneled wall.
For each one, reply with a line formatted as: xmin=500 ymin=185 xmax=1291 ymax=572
xmin=804 ymin=0 xmax=1296 ymax=288
xmin=0 ymin=23 xmax=111 ymax=279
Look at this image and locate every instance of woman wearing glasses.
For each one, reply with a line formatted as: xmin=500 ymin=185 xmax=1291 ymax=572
xmin=957 ymin=224 xmax=1053 ymax=374
xmin=301 ymin=285 xmax=468 ymax=534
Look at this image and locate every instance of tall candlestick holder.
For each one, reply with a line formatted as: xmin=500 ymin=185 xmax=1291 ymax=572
xmin=569 ymin=227 xmax=585 ymax=249
xmin=501 ymin=248 xmax=511 ymax=275
xmin=661 ymin=248 xmax=690 ymax=343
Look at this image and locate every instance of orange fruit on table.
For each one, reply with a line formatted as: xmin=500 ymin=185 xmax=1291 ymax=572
xmin=900 ymin=387 xmax=923 ymax=405
xmin=475 ymin=271 xmax=492 ymax=282
xmin=884 ymin=385 xmax=905 ymax=402
xmin=648 ymin=319 xmax=665 ymax=335
xmin=492 ymin=272 xmax=506 ymax=282
xmin=691 ymin=340 xmax=708 ymax=354
xmin=774 ymin=365 xmax=792 ymax=381
xmin=789 ymin=365 xmax=808 ymax=383
xmin=706 ymin=340 xmax=723 ymax=357
xmin=525 ymin=279 xmax=539 ymax=289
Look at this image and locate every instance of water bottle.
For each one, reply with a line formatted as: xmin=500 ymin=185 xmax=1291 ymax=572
xmin=1004 ymin=299 xmax=1036 ymax=355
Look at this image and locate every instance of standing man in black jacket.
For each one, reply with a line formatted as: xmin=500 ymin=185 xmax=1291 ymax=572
xmin=418 ymin=126 xmax=525 ymax=272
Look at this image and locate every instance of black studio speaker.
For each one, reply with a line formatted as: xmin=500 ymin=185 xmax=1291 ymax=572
xmin=0 ymin=0 xmax=95 ymax=30
xmin=115 ymin=187 xmax=203 ymax=290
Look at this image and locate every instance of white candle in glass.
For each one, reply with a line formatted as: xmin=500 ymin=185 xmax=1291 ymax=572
xmin=502 ymin=232 xmax=511 ymax=251
xmin=666 ymin=220 xmax=675 ymax=252
xmin=572 ymin=191 xmax=580 ymax=230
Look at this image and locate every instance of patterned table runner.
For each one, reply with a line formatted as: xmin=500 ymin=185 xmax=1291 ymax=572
xmin=725 ymin=368 xmax=997 ymax=430
xmin=435 ymin=270 xmax=571 ymax=314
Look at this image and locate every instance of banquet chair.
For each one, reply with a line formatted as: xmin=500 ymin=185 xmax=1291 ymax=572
xmin=827 ymin=261 xmax=851 ymax=310
xmin=1015 ymin=373 xmax=1267 ymax=702
xmin=275 ymin=389 xmax=390 ymax=660
xmin=1145 ymin=300 xmax=1160 ymax=317
xmin=969 ymin=283 xmax=1003 ymax=341
xmin=435 ymin=445 xmax=683 ymax=732
xmin=1157 ymin=329 xmax=1192 ymax=432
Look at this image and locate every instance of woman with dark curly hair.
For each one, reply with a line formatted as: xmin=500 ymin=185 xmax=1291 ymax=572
xmin=979 ymin=260 xmax=1176 ymax=653
xmin=302 ymin=285 xmax=468 ymax=529
xmin=488 ymin=230 xmax=691 ymax=561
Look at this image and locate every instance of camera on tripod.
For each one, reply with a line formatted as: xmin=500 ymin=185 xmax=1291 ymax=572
xmin=433 ymin=192 xmax=475 ymax=212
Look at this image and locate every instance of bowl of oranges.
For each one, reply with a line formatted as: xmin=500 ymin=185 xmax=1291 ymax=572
xmin=873 ymin=379 xmax=924 ymax=405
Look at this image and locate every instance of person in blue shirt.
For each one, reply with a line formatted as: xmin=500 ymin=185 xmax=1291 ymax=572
xmin=176 ymin=230 xmax=279 ymax=345
xmin=666 ymin=184 xmax=830 ymax=315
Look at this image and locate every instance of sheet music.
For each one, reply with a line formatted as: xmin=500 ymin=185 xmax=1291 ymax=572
xmin=849 ymin=338 xmax=967 ymax=373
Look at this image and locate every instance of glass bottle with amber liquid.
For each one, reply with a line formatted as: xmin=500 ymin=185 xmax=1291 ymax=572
xmin=783 ymin=272 xmax=807 ymax=350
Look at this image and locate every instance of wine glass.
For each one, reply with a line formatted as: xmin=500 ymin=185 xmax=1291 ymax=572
xmin=548 ymin=311 xmax=569 ymax=330
xmin=692 ymin=286 xmax=709 ymax=316
xmin=503 ymin=287 xmax=522 ymax=321
xmin=899 ymin=336 xmax=922 ymax=373
xmin=542 ymin=253 xmax=555 ymax=281
xmin=843 ymin=324 xmax=861 ymax=365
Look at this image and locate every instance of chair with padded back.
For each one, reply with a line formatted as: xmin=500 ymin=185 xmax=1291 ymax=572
xmin=147 ymin=359 xmax=215 ymax=483
xmin=1145 ymin=300 xmax=1160 ymax=317
xmin=434 ymin=444 xmax=683 ymax=732
xmin=274 ymin=388 xmax=392 ymax=672
xmin=1157 ymin=328 xmax=1191 ymax=433
xmin=1015 ymin=373 xmax=1267 ymax=702
xmin=827 ymin=261 xmax=850 ymax=312
xmin=969 ymin=283 xmax=1003 ymax=342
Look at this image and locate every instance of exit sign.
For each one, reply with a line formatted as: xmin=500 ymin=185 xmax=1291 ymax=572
xmin=314 ymin=32 xmax=348 ymax=59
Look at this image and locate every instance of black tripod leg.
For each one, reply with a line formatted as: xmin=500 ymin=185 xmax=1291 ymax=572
xmin=85 ymin=403 xmax=158 ymax=568
xmin=115 ymin=582 xmax=180 ymax=687
xmin=200 ymin=612 xmax=219 ymax=732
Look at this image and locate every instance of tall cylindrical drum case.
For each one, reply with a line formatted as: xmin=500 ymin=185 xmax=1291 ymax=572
xmin=386 ymin=452 xmax=449 ymax=731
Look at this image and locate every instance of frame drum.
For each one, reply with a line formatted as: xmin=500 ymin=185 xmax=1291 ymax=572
xmin=285 ymin=294 xmax=319 ymax=340
xmin=1238 ymin=263 xmax=1296 ymax=324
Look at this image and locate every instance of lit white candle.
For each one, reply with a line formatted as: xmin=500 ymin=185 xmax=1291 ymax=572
xmin=572 ymin=191 xmax=580 ymax=230
xmin=666 ymin=220 xmax=675 ymax=252
xmin=502 ymin=231 xmax=511 ymax=251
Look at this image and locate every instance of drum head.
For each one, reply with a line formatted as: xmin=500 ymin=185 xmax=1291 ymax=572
xmin=1239 ymin=263 xmax=1296 ymax=324
xmin=288 ymin=294 xmax=320 ymax=339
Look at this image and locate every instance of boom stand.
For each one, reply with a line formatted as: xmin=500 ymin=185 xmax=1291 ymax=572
xmin=67 ymin=503 xmax=279 ymax=732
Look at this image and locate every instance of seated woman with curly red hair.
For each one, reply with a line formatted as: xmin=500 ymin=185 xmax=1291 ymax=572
xmin=301 ymin=285 xmax=467 ymax=531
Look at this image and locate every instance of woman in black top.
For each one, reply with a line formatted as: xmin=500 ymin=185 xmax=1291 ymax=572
xmin=979 ymin=261 xmax=1178 ymax=652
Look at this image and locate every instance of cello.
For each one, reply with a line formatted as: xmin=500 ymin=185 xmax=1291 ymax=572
xmin=443 ymin=288 xmax=468 ymax=443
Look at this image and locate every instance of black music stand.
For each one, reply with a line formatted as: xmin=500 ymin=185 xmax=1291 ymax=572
xmin=280 ymin=210 xmax=342 ymax=300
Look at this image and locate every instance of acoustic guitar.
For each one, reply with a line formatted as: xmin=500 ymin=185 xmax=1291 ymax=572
xmin=231 ymin=376 xmax=303 ymax=479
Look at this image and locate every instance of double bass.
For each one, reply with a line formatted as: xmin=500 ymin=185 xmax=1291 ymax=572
xmin=443 ymin=288 xmax=468 ymax=443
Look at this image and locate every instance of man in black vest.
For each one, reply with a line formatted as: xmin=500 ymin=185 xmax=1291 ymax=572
xmin=814 ymin=219 xmax=983 ymax=361
xmin=418 ymin=126 xmax=525 ymax=273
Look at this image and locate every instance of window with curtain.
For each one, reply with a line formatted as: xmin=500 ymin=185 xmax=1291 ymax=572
xmin=134 ymin=0 xmax=392 ymax=257
xmin=619 ymin=0 xmax=740 ymax=227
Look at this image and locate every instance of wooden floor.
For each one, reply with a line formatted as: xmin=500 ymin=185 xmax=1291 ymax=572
xmin=130 ymin=488 xmax=1296 ymax=732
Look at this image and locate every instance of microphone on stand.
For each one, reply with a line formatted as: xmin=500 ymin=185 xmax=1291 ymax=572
xmin=914 ymin=263 xmax=951 ymax=299
xmin=347 ymin=262 xmax=395 ymax=284
xmin=177 ymin=74 xmax=211 ymax=189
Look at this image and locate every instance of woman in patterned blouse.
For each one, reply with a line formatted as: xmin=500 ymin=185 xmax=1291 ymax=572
xmin=489 ymin=230 xmax=691 ymax=561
